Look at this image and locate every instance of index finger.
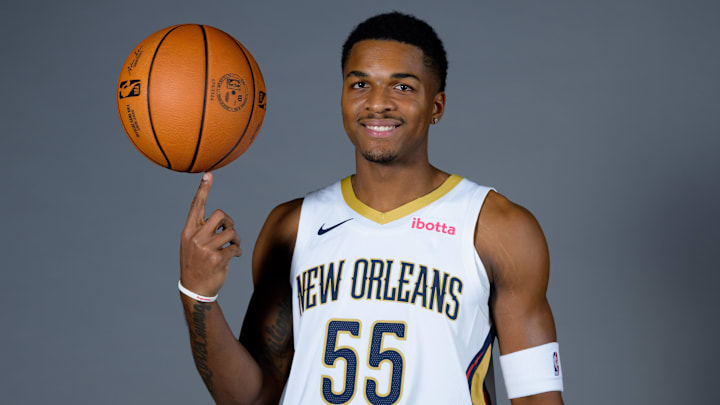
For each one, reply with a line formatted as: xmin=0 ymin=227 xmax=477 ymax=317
xmin=186 ymin=172 xmax=213 ymax=228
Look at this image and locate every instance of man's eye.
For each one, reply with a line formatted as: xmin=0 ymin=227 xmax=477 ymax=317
xmin=352 ymin=82 xmax=367 ymax=89
xmin=395 ymin=84 xmax=413 ymax=91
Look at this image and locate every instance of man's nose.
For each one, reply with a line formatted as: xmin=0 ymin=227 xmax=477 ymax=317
xmin=365 ymin=87 xmax=395 ymax=113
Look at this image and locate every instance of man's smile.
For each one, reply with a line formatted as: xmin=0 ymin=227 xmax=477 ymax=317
xmin=360 ymin=118 xmax=403 ymax=138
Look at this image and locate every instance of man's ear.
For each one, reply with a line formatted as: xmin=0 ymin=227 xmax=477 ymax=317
xmin=432 ymin=91 xmax=446 ymax=123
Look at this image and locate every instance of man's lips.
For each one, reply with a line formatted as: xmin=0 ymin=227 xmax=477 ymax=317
xmin=360 ymin=119 xmax=402 ymax=138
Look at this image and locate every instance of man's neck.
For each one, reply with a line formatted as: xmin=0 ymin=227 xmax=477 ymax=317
xmin=351 ymin=155 xmax=449 ymax=213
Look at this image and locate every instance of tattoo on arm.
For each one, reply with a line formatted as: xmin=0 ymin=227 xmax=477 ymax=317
xmin=190 ymin=302 xmax=215 ymax=396
xmin=258 ymin=291 xmax=293 ymax=381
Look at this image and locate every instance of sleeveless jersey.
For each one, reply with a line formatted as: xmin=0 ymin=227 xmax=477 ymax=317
xmin=281 ymin=175 xmax=495 ymax=405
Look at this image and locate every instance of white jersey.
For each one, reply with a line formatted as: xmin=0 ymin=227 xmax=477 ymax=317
xmin=282 ymin=175 xmax=495 ymax=405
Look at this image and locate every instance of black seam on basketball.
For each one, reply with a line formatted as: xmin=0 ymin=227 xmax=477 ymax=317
xmin=207 ymin=34 xmax=256 ymax=171
xmin=188 ymin=25 xmax=209 ymax=173
xmin=147 ymin=25 xmax=182 ymax=170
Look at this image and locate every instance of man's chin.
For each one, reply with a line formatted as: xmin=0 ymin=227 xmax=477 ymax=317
xmin=362 ymin=150 xmax=397 ymax=163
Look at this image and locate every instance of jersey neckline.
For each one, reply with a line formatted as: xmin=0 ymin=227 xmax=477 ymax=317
xmin=340 ymin=174 xmax=463 ymax=225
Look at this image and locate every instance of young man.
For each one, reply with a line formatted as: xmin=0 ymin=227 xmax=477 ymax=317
xmin=178 ymin=12 xmax=564 ymax=405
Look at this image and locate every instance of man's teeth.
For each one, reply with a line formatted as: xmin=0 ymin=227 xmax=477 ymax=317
xmin=367 ymin=125 xmax=396 ymax=131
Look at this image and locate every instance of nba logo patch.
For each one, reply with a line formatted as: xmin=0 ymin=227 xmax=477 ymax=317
xmin=118 ymin=80 xmax=141 ymax=98
xmin=553 ymin=352 xmax=560 ymax=376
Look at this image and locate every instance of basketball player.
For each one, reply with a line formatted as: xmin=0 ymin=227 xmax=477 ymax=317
xmin=178 ymin=12 xmax=564 ymax=405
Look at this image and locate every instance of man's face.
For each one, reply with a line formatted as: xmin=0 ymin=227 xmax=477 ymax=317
xmin=341 ymin=40 xmax=445 ymax=164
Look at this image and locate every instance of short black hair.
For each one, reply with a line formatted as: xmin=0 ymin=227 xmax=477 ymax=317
xmin=341 ymin=11 xmax=448 ymax=92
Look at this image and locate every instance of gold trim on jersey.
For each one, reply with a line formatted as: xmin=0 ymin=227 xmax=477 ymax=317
xmin=340 ymin=174 xmax=463 ymax=225
xmin=470 ymin=341 xmax=493 ymax=405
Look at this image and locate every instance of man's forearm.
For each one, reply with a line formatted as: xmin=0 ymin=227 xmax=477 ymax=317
xmin=511 ymin=391 xmax=563 ymax=405
xmin=181 ymin=294 xmax=263 ymax=405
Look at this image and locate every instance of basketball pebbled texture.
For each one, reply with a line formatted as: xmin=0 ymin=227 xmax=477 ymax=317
xmin=117 ymin=24 xmax=266 ymax=172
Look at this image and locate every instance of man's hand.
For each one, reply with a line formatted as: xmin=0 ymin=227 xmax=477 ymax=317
xmin=180 ymin=172 xmax=242 ymax=297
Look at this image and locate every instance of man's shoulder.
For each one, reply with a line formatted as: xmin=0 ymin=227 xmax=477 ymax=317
xmin=265 ymin=198 xmax=304 ymax=237
xmin=480 ymin=191 xmax=537 ymax=228
xmin=251 ymin=198 xmax=303 ymax=283
xmin=476 ymin=190 xmax=549 ymax=283
xmin=446 ymin=174 xmax=521 ymax=224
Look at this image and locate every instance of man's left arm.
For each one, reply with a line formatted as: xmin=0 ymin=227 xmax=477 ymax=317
xmin=476 ymin=191 xmax=564 ymax=405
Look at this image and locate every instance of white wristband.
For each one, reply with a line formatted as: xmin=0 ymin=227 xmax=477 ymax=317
xmin=499 ymin=342 xmax=563 ymax=399
xmin=178 ymin=280 xmax=218 ymax=303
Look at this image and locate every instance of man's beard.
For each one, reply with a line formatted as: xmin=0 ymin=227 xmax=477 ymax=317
xmin=362 ymin=149 xmax=397 ymax=163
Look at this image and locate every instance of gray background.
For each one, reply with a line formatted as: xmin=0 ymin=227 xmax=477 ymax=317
xmin=1 ymin=0 xmax=718 ymax=403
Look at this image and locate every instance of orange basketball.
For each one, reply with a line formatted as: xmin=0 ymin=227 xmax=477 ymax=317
xmin=117 ymin=24 xmax=266 ymax=172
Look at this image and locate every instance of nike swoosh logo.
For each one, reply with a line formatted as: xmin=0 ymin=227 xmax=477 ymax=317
xmin=318 ymin=218 xmax=353 ymax=235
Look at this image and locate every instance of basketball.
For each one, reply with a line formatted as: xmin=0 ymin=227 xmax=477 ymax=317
xmin=117 ymin=24 xmax=266 ymax=172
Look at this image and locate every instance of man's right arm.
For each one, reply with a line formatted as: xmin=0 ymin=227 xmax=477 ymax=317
xmin=238 ymin=196 xmax=301 ymax=404
xmin=178 ymin=172 xmax=300 ymax=404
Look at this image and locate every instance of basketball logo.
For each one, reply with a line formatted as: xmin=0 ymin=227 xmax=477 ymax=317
xmin=258 ymin=91 xmax=266 ymax=110
xmin=217 ymin=73 xmax=248 ymax=112
xmin=118 ymin=80 xmax=141 ymax=99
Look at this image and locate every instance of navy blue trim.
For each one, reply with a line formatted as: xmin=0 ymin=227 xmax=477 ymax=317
xmin=483 ymin=380 xmax=493 ymax=405
xmin=466 ymin=330 xmax=495 ymax=389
